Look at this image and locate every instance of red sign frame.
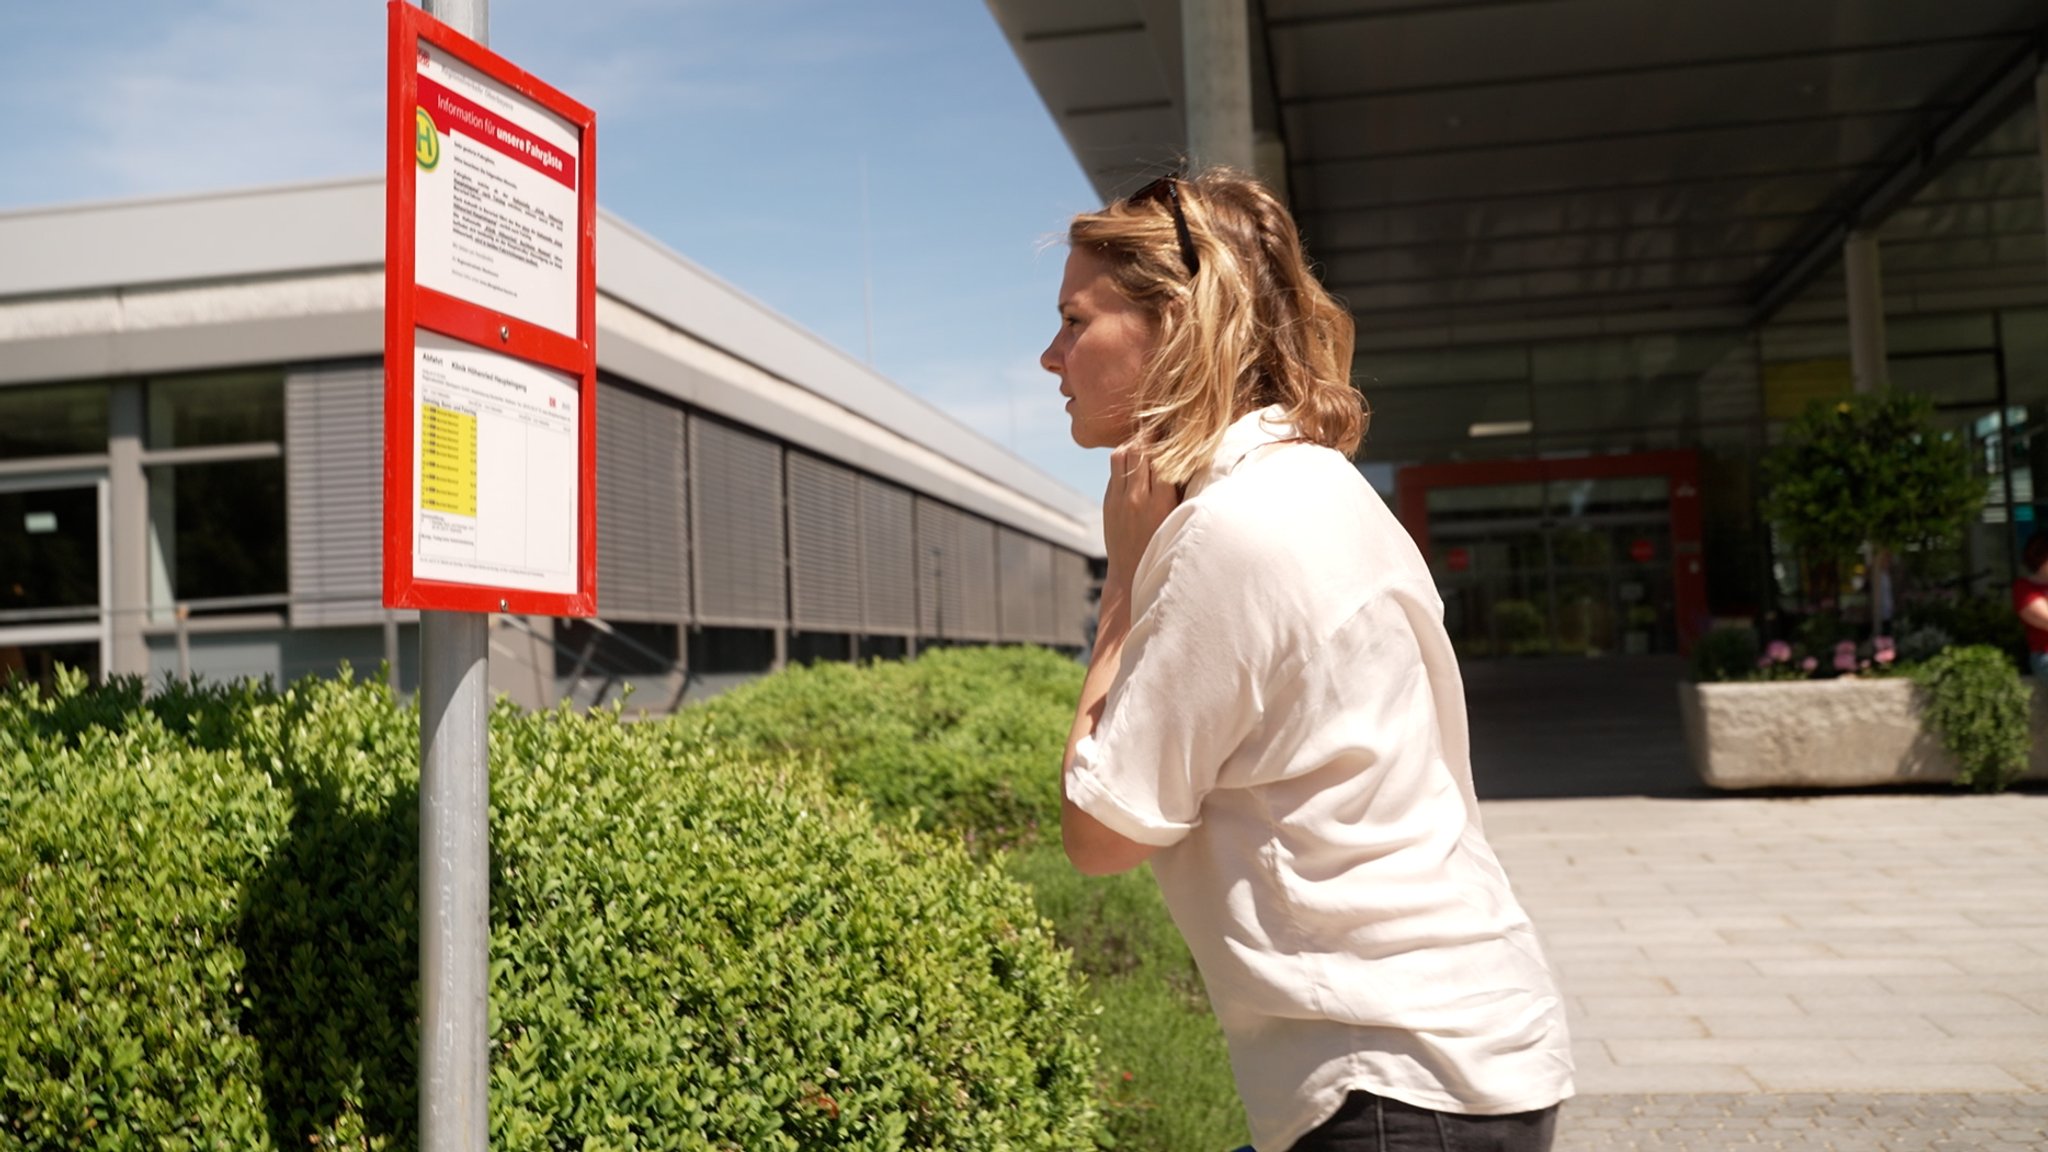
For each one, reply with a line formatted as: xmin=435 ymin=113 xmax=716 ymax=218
xmin=383 ymin=0 xmax=598 ymax=616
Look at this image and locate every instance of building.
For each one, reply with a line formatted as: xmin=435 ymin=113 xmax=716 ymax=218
xmin=989 ymin=0 xmax=2048 ymax=658
xmin=0 ymin=178 xmax=1100 ymax=707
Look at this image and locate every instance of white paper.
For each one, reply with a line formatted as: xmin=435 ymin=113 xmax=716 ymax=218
xmin=411 ymin=330 xmax=579 ymax=595
xmin=414 ymin=47 xmax=581 ymax=339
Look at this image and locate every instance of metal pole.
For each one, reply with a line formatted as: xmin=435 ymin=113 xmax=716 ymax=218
xmin=419 ymin=610 xmax=490 ymax=1151
xmin=428 ymin=0 xmax=487 ymax=42
xmin=416 ymin=10 xmax=490 ymax=1152
xmin=174 ymin=603 xmax=191 ymax=681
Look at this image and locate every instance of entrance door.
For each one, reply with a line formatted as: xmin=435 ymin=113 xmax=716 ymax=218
xmin=0 ymin=474 xmax=109 ymax=687
xmin=1397 ymin=453 xmax=1706 ymax=658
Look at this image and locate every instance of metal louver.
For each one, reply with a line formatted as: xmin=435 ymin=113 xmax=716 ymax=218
xmin=689 ymin=415 xmax=786 ymax=627
xmin=286 ymin=362 xmax=383 ymax=627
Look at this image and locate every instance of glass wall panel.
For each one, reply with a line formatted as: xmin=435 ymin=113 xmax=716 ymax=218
xmin=1890 ymin=353 xmax=1998 ymax=407
xmin=1889 ymin=313 xmax=1995 ymax=354
xmin=146 ymin=459 xmax=286 ymax=609
xmin=0 ymin=487 xmax=98 ymax=616
xmin=148 ymin=373 xmax=284 ymax=448
xmin=1366 ymin=380 xmax=1531 ymax=459
xmin=0 ymin=383 xmax=109 ymax=459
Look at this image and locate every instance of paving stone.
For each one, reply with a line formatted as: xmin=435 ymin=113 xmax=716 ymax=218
xmin=1607 ymin=1039 xmax=1857 ymax=1066
xmin=1701 ymin=1015 xmax=1946 ymax=1039
xmin=1553 ymin=1094 xmax=2048 ymax=1152
xmin=1481 ymin=794 xmax=2048 ymax=1148
xmin=1747 ymin=1064 xmax=2030 ymax=1094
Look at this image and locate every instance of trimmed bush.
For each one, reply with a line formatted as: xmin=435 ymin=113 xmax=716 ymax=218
xmin=682 ymin=648 xmax=1251 ymax=1152
xmin=678 ymin=647 xmax=1078 ymax=850
xmin=0 ymin=669 xmax=1100 ymax=1150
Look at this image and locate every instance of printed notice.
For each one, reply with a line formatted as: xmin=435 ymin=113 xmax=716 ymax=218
xmin=420 ymin=404 xmax=478 ymax=516
xmin=412 ymin=329 xmax=579 ymax=595
xmin=414 ymin=46 xmax=580 ymax=338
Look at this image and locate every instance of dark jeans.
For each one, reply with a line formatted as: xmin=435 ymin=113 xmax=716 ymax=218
xmin=1287 ymin=1090 xmax=1559 ymax=1152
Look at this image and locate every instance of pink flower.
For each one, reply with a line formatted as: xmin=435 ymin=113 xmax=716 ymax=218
xmin=1873 ymin=635 xmax=1895 ymax=652
xmin=1765 ymin=640 xmax=1793 ymax=663
xmin=1800 ymin=657 xmax=1818 ymax=672
xmin=1875 ymin=648 xmax=1895 ymax=665
xmin=1833 ymin=640 xmax=1858 ymax=673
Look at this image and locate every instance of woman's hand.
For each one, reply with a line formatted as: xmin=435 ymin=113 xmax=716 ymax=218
xmin=1062 ymin=442 xmax=1179 ymax=878
xmin=1103 ymin=442 xmax=1182 ymax=588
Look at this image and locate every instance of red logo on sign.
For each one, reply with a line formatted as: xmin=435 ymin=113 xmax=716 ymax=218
xmin=1446 ymin=546 xmax=1471 ymax=573
xmin=1629 ymin=538 xmax=1656 ymax=564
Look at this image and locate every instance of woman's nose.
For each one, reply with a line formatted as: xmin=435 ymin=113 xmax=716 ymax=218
xmin=1040 ymin=335 xmax=1062 ymax=375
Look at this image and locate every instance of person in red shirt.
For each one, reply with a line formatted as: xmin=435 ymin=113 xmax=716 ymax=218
xmin=2012 ymin=532 xmax=2048 ymax=679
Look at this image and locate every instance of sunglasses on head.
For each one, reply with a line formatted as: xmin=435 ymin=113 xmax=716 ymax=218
xmin=1128 ymin=174 xmax=1201 ymax=278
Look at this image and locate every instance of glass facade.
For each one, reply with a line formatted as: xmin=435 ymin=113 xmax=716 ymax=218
xmin=1377 ymin=304 xmax=2048 ymax=657
xmin=0 ymin=356 xmax=1090 ymax=702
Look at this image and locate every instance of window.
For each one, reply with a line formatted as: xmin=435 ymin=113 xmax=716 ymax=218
xmin=146 ymin=460 xmax=286 ymax=607
xmin=687 ymin=627 xmax=776 ymax=674
xmin=554 ymin=620 xmax=678 ymax=678
xmin=144 ymin=373 xmax=287 ymax=615
xmin=0 ymin=383 xmax=109 ymax=459
xmin=148 ymin=372 xmax=283 ymax=448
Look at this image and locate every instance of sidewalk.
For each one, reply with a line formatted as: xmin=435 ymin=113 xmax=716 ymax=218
xmin=1483 ymin=791 xmax=2048 ymax=1150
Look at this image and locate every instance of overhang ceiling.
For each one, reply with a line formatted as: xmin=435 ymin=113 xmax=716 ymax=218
xmin=987 ymin=0 xmax=2048 ymax=349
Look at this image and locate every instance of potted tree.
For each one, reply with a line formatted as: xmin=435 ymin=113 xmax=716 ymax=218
xmin=1681 ymin=393 xmax=2043 ymax=790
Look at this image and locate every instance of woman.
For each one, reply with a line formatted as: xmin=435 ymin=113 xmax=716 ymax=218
xmin=1045 ymin=168 xmax=1573 ymax=1152
xmin=2012 ymin=531 xmax=2048 ymax=681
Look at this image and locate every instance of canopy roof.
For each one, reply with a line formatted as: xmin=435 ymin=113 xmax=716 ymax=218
xmin=988 ymin=0 xmax=2048 ymax=350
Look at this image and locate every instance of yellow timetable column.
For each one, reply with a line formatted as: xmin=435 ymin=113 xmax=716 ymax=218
xmin=421 ymin=402 xmax=479 ymax=517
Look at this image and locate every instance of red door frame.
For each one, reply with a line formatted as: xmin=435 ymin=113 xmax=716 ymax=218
xmin=1395 ymin=451 xmax=1706 ymax=654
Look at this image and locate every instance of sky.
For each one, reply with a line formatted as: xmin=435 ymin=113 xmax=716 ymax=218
xmin=0 ymin=0 xmax=1109 ymax=501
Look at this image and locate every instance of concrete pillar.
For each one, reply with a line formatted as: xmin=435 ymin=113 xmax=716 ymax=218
xmin=107 ymin=382 xmax=148 ymax=678
xmin=1844 ymin=230 xmax=1887 ymax=395
xmin=1181 ymin=0 xmax=1254 ymax=172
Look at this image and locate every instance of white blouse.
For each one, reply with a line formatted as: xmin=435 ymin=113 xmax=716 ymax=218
xmin=1068 ymin=407 xmax=1573 ymax=1152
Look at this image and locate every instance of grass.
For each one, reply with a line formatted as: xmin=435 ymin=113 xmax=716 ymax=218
xmin=1005 ymin=841 xmax=1248 ymax=1151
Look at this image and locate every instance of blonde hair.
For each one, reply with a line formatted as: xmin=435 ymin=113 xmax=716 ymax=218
xmin=1067 ymin=166 xmax=1365 ymax=486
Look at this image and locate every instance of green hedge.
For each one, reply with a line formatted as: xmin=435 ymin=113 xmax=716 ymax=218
xmin=0 ymin=669 xmax=1100 ymax=1150
xmin=680 ymin=648 xmax=1250 ymax=1152
xmin=678 ymin=647 xmax=1077 ymax=850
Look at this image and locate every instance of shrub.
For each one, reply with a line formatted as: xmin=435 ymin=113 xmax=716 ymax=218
xmin=681 ymin=648 xmax=1250 ymax=1152
xmin=1898 ymin=597 xmax=2027 ymax=669
xmin=1691 ymin=625 xmax=1760 ymax=682
xmin=1912 ymin=645 xmax=2033 ymax=793
xmin=1894 ymin=624 xmax=1955 ymax=666
xmin=677 ymin=647 xmax=1077 ymax=850
xmin=0 ymin=669 xmax=1101 ymax=1150
xmin=1491 ymin=599 xmax=1547 ymax=656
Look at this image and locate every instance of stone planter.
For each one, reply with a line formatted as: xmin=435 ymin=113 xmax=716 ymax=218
xmin=1680 ymin=677 xmax=2048 ymax=789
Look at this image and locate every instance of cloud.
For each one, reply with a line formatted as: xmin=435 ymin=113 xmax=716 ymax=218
xmin=1 ymin=1 xmax=384 ymax=204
